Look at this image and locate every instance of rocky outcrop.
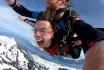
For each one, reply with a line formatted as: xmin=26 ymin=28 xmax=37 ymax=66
xmin=0 ymin=35 xmax=48 ymax=70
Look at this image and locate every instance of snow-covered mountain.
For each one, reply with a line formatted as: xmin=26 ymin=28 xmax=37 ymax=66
xmin=0 ymin=0 xmax=84 ymax=70
xmin=0 ymin=35 xmax=48 ymax=70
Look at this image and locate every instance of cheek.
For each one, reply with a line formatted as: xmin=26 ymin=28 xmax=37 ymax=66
xmin=43 ymin=34 xmax=52 ymax=41
xmin=34 ymin=32 xmax=41 ymax=37
xmin=34 ymin=33 xmax=43 ymax=40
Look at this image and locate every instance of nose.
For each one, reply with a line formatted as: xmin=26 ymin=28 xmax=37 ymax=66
xmin=35 ymin=30 xmax=41 ymax=37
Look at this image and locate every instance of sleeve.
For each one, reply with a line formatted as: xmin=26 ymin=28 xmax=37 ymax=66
xmin=10 ymin=2 xmax=39 ymax=18
xmin=72 ymin=20 xmax=96 ymax=40
xmin=24 ymin=18 xmax=36 ymax=27
xmin=68 ymin=9 xmax=94 ymax=37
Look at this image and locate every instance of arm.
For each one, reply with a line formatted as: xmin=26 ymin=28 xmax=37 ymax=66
xmin=5 ymin=0 xmax=39 ymax=18
xmin=71 ymin=19 xmax=98 ymax=40
xmin=18 ymin=16 xmax=35 ymax=27
xmin=96 ymin=28 xmax=104 ymax=32
xmin=68 ymin=10 xmax=97 ymax=39
xmin=70 ymin=36 xmax=82 ymax=59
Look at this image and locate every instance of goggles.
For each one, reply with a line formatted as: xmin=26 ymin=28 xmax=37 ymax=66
xmin=34 ymin=28 xmax=53 ymax=36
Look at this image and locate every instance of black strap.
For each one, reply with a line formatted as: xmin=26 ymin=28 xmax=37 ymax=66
xmin=50 ymin=8 xmax=78 ymax=56
xmin=62 ymin=9 xmax=73 ymax=41
xmin=57 ymin=43 xmax=65 ymax=56
xmin=55 ymin=9 xmax=71 ymax=56
xmin=24 ymin=18 xmax=35 ymax=27
xmin=57 ymin=9 xmax=78 ymax=56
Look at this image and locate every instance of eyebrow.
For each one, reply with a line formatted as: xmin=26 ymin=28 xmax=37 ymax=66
xmin=35 ymin=28 xmax=47 ymax=30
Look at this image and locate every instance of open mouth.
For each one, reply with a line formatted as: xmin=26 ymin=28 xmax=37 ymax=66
xmin=37 ymin=40 xmax=44 ymax=45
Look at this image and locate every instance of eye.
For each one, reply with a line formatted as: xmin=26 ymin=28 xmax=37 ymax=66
xmin=34 ymin=29 xmax=39 ymax=32
xmin=40 ymin=29 xmax=47 ymax=33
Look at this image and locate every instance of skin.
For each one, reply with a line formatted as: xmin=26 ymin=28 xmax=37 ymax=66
xmin=34 ymin=20 xmax=54 ymax=49
xmin=83 ymin=41 xmax=104 ymax=70
xmin=46 ymin=0 xmax=67 ymax=10
xmin=46 ymin=0 xmax=67 ymax=20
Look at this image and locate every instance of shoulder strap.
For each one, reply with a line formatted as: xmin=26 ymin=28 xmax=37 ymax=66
xmin=57 ymin=9 xmax=79 ymax=55
xmin=62 ymin=9 xmax=73 ymax=38
xmin=63 ymin=9 xmax=79 ymax=22
xmin=63 ymin=9 xmax=79 ymax=35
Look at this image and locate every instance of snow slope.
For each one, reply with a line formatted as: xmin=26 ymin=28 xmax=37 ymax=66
xmin=0 ymin=0 xmax=84 ymax=70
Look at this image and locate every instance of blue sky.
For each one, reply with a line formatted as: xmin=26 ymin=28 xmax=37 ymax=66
xmin=17 ymin=0 xmax=104 ymax=27
xmin=1 ymin=0 xmax=102 ymax=28
xmin=72 ymin=0 xmax=104 ymax=27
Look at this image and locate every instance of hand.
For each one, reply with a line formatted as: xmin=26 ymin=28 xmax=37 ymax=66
xmin=18 ymin=16 xmax=26 ymax=21
xmin=5 ymin=0 xmax=16 ymax=5
xmin=71 ymin=40 xmax=82 ymax=46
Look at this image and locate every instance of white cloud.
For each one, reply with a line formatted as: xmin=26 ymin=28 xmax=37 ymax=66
xmin=100 ymin=0 xmax=104 ymax=5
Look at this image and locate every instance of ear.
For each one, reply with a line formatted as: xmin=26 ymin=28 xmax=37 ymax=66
xmin=50 ymin=31 xmax=54 ymax=38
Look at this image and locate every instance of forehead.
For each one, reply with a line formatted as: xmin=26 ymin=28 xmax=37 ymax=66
xmin=35 ymin=20 xmax=51 ymax=28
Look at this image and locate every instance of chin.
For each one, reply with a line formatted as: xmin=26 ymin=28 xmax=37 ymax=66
xmin=38 ymin=45 xmax=43 ymax=49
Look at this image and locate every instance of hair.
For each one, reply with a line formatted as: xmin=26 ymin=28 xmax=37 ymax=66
xmin=66 ymin=0 xmax=69 ymax=3
xmin=36 ymin=11 xmax=57 ymax=32
xmin=65 ymin=0 xmax=71 ymax=7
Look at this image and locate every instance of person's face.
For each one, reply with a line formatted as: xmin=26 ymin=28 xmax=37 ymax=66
xmin=34 ymin=20 xmax=54 ymax=48
xmin=46 ymin=0 xmax=66 ymax=10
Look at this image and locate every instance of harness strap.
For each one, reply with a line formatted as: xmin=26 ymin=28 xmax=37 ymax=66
xmin=57 ymin=43 xmax=66 ymax=56
xmin=50 ymin=8 xmax=79 ymax=55
xmin=56 ymin=9 xmax=73 ymax=56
